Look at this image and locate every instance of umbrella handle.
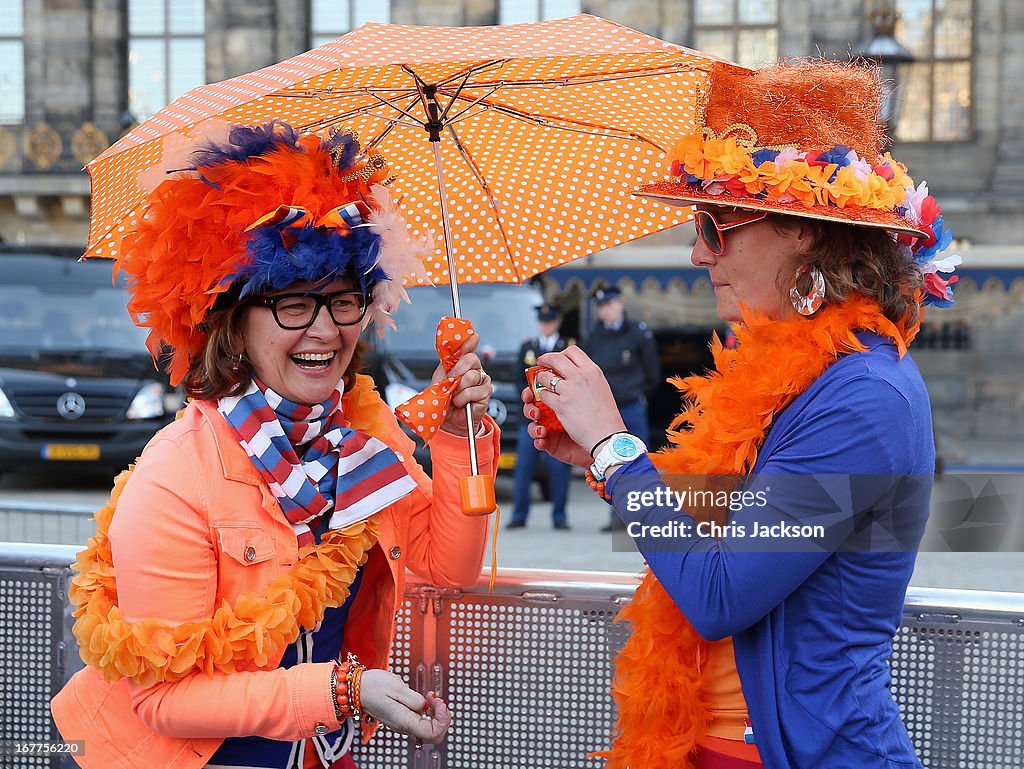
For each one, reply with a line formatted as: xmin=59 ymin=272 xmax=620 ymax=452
xmin=460 ymin=473 xmax=496 ymax=516
xmin=459 ymin=402 xmax=495 ymax=515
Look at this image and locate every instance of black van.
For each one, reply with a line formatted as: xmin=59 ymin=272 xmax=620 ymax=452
xmin=363 ymin=282 xmax=547 ymax=482
xmin=0 ymin=247 xmax=181 ymax=477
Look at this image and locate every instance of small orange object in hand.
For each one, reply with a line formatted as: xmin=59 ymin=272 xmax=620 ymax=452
xmin=525 ymin=366 xmax=565 ymax=433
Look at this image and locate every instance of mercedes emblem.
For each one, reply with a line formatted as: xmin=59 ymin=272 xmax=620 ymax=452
xmin=56 ymin=392 xmax=86 ymax=420
xmin=486 ymin=398 xmax=508 ymax=426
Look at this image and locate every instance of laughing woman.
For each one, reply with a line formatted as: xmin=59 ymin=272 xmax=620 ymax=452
xmin=52 ymin=123 xmax=498 ymax=769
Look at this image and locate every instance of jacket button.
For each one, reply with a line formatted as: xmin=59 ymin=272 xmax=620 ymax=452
xmin=389 ymin=546 xmax=401 ymax=560
xmin=244 ymin=546 xmax=257 ymax=562
xmin=314 ymin=724 xmax=329 ymax=736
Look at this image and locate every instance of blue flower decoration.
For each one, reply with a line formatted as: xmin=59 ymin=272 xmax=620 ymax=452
xmin=751 ymin=149 xmax=779 ymax=167
xmin=913 ymin=215 xmax=953 ymax=265
xmin=820 ymin=145 xmax=852 ymax=167
xmin=922 ymin=285 xmax=957 ymax=309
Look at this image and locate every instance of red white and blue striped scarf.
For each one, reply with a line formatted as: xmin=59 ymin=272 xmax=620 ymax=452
xmin=217 ymin=378 xmax=416 ymax=546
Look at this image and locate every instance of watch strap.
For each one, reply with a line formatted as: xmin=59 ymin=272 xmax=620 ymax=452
xmin=590 ymin=432 xmax=646 ymax=481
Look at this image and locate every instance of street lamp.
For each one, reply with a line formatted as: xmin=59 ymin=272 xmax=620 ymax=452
xmin=854 ymin=0 xmax=914 ymax=132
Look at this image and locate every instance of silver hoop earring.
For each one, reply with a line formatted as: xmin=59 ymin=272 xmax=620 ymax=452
xmin=790 ymin=266 xmax=826 ymax=316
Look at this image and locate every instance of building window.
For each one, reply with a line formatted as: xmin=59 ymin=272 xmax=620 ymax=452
xmin=499 ymin=0 xmax=581 ymax=26
xmin=692 ymin=0 xmax=778 ymax=69
xmin=0 ymin=0 xmax=25 ymax=124
xmin=311 ymin=0 xmax=390 ymax=47
xmin=894 ymin=0 xmax=973 ymax=142
xmin=128 ymin=0 xmax=205 ymax=122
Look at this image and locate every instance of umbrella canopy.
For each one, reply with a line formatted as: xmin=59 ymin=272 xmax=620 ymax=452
xmin=85 ymin=14 xmax=723 ymax=285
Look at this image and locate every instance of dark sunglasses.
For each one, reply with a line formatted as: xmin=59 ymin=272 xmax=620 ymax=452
xmin=694 ymin=210 xmax=768 ymax=255
xmin=253 ymin=289 xmax=368 ymax=330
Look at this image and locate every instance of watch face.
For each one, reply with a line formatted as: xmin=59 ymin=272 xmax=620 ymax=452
xmin=612 ymin=435 xmax=638 ymax=457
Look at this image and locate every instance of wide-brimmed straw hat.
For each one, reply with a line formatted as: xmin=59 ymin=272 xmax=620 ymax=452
xmin=116 ymin=121 xmax=430 ymax=385
xmin=635 ymin=61 xmax=959 ymax=306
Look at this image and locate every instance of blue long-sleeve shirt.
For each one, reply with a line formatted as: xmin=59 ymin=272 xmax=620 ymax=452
xmin=607 ymin=333 xmax=933 ymax=769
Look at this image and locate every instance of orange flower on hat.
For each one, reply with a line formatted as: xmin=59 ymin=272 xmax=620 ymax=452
xmin=738 ymin=162 xmax=769 ymax=196
xmin=672 ymin=133 xmax=713 ymax=178
xmin=829 ymin=165 xmax=874 ymax=208
xmin=702 ymin=137 xmax=751 ymax=177
xmin=765 ymin=161 xmax=817 ymax=206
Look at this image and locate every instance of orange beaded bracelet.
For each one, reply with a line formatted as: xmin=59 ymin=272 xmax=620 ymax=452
xmin=331 ymin=652 xmax=365 ymax=722
xmin=585 ymin=469 xmax=611 ymax=501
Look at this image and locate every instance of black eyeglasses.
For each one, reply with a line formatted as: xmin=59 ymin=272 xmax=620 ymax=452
xmin=253 ymin=290 xmax=368 ymax=330
xmin=694 ymin=210 xmax=768 ymax=255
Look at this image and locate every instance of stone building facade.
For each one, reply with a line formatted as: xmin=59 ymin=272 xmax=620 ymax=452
xmin=0 ymin=0 xmax=1021 ymax=465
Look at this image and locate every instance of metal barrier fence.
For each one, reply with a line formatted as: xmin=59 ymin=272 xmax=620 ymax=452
xmin=2 ymin=543 xmax=1023 ymax=769
xmin=0 ymin=502 xmax=96 ymax=546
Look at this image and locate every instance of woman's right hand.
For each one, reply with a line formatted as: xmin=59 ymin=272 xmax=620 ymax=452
xmin=358 ymin=669 xmax=451 ymax=743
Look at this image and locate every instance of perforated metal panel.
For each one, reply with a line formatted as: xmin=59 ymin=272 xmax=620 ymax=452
xmin=438 ymin=596 xmax=627 ymax=768
xmin=0 ymin=568 xmax=66 ymax=768
xmin=892 ymin=621 xmax=1024 ymax=768
xmin=350 ymin=598 xmax=419 ymax=768
xmin=4 ymin=544 xmax=1024 ymax=769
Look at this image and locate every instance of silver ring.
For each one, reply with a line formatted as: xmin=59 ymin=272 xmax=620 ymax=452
xmin=549 ymin=375 xmax=562 ymax=394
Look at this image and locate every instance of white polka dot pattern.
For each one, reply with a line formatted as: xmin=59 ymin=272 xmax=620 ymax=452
xmin=85 ymin=15 xmax=721 ymax=282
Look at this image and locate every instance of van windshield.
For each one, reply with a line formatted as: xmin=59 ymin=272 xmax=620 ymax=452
xmin=384 ymin=284 xmax=543 ymax=357
xmin=0 ymin=283 xmax=148 ymax=353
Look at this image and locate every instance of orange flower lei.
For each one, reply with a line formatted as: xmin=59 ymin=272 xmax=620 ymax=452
xmin=69 ymin=469 xmax=378 ymax=687
xmin=596 ymin=294 xmax=919 ymax=769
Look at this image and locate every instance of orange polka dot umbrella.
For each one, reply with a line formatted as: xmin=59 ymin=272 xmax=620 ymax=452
xmin=83 ymin=14 xmax=724 ymax=511
xmin=86 ymin=15 xmax=721 ymax=280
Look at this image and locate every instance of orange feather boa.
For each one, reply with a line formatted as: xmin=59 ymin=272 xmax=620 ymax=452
xmin=597 ymin=294 xmax=918 ymax=768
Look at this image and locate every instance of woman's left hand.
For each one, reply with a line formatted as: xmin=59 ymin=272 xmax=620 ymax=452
xmin=434 ymin=332 xmax=491 ymax=437
xmin=359 ymin=670 xmax=451 ymax=743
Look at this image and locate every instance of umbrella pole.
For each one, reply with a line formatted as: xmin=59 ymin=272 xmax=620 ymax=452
xmin=430 ymin=135 xmax=496 ymax=517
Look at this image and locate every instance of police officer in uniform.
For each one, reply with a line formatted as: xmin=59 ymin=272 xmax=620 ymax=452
xmin=584 ymin=286 xmax=661 ymax=531
xmin=509 ymin=304 xmax=574 ymax=529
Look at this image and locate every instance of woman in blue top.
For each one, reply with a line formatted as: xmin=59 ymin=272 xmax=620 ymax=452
xmin=522 ymin=61 xmax=960 ymax=769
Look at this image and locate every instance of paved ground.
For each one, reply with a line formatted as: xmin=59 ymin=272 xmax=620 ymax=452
xmin=4 ymin=468 xmax=1023 ymax=592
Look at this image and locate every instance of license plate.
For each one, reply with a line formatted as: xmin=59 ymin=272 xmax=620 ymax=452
xmin=497 ymin=452 xmax=517 ymax=470
xmin=43 ymin=444 xmax=102 ymax=461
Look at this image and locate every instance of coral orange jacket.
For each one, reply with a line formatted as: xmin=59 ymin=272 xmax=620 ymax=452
xmin=51 ymin=375 xmax=498 ymax=769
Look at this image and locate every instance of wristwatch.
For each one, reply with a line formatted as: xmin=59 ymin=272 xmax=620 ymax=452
xmin=590 ymin=433 xmax=647 ymax=482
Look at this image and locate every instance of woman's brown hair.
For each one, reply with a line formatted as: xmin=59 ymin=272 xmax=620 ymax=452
xmin=182 ymin=300 xmax=366 ymax=401
xmin=779 ymin=217 xmax=924 ymax=328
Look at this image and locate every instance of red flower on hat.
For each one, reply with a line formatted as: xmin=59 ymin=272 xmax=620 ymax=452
xmin=924 ymin=271 xmax=958 ymax=301
xmin=804 ymin=150 xmax=830 ymax=167
xmin=919 ymin=196 xmax=940 ymax=227
xmin=724 ymin=175 xmax=749 ymax=197
xmin=871 ymin=163 xmax=895 ymax=181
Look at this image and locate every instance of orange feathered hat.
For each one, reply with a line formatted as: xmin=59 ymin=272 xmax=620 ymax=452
xmin=635 ymin=60 xmax=960 ymax=307
xmin=116 ymin=122 xmax=429 ymax=385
